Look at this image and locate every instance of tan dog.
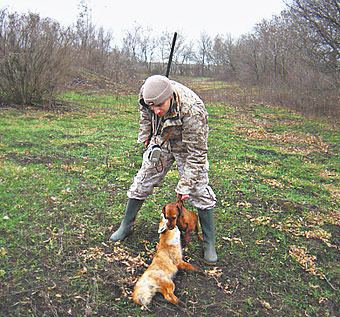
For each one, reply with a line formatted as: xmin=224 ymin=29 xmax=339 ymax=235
xmin=133 ymin=214 xmax=201 ymax=308
xmin=162 ymin=197 xmax=203 ymax=244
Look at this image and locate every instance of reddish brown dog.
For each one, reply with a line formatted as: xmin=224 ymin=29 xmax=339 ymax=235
xmin=162 ymin=197 xmax=203 ymax=244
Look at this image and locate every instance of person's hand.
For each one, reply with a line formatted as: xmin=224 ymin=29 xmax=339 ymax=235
xmin=177 ymin=193 xmax=189 ymax=200
xmin=144 ymin=140 xmax=150 ymax=147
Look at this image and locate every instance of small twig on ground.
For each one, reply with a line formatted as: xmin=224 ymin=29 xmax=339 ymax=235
xmin=42 ymin=291 xmax=59 ymax=317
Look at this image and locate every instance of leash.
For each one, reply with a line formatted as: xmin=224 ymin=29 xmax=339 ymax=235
xmin=176 ymin=194 xmax=184 ymax=219
xmin=160 ymin=126 xmax=173 ymax=147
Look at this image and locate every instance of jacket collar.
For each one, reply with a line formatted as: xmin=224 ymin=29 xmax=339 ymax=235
xmin=164 ymin=92 xmax=180 ymax=121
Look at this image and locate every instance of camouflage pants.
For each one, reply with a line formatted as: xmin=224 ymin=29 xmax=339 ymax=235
xmin=127 ymin=141 xmax=216 ymax=209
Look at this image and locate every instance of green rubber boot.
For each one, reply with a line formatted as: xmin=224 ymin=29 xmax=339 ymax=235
xmin=110 ymin=198 xmax=144 ymax=242
xmin=198 ymin=208 xmax=217 ymax=264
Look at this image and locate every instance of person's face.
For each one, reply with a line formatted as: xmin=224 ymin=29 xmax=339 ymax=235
xmin=150 ymin=95 xmax=172 ymax=117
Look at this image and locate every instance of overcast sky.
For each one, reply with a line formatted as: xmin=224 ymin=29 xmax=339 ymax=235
xmin=2 ymin=0 xmax=287 ymax=42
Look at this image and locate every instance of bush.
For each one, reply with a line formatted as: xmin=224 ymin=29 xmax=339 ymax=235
xmin=0 ymin=9 xmax=73 ymax=106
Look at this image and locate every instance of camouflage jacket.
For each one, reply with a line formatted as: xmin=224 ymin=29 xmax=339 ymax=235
xmin=137 ymin=80 xmax=210 ymax=195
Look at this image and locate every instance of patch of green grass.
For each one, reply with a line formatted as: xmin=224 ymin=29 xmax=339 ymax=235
xmin=0 ymin=86 xmax=339 ymax=316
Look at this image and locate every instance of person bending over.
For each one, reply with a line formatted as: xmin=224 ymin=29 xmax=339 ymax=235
xmin=110 ymin=75 xmax=217 ymax=264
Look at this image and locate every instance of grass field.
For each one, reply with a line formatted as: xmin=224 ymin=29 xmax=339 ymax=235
xmin=0 ymin=79 xmax=339 ymax=316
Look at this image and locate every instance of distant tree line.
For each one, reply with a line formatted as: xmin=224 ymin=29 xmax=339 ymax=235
xmin=0 ymin=0 xmax=339 ymax=117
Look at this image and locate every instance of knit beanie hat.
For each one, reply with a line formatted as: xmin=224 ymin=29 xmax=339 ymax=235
xmin=143 ymin=75 xmax=173 ymax=106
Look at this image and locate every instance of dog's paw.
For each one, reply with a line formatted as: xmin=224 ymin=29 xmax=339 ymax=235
xmin=194 ymin=265 xmax=206 ymax=276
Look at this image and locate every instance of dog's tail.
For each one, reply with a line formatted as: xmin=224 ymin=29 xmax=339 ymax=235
xmin=133 ymin=282 xmax=157 ymax=308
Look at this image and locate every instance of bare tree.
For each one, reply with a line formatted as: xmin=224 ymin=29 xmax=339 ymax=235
xmin=176 ymin=37 xmax=196 ymax=75
xmin=122 ymin=24 xmax=142 ymax=61
xmin=211 ymin=34 xmax=236 ymax=79
xmin=235 ymin=34 xmax=263 ymax=83
xmin=253 ymin=16 xmax=294 ymax=83
xmin=138 ymin=27 xmax=158 ymax=72
xmin=74 ymin=1 xmax=115 ymax=74
xmin=158 ymin=31 xmax=194 ymax=75
xmin=75 ymin=0 xmax=95 ymax=50
xmin=196 ymin=31 xmax=213 ymax=76
xmin=159 ymin=31 xmax=174 ymax=70
xmin=287 ymin=0 xmax=340 ymax=87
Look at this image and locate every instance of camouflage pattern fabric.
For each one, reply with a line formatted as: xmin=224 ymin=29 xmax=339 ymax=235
xmin=127 ymin=80 xmax=216 ymax=209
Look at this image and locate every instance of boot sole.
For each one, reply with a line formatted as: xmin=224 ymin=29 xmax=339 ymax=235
xmin=110 ymin=229 xmax=133 ymax=242
xmin=203 ymin=258 xmax=217 ymax=265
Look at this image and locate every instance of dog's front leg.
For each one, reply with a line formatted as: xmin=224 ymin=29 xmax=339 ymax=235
xmin=195 ymin=223 xmax=204 ymax=241
xmin=184 ymin=231 xmax=191 ymax=244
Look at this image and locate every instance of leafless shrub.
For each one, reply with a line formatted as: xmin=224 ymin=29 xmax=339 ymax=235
xmin=0 ymin=9 xmax=74 ymax=106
